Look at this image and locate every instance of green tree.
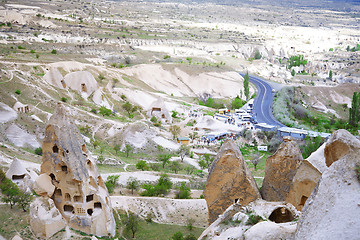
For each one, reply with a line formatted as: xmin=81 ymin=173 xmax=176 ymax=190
xmin=186 ymin=218 xmax=195 ymax=231
xmin=124 ymin=144 xmax=133 ymax=158
xmin=157 ymin=154 xmax=171 ymax=168
xmin=113 ymin=144 xmax=120 ymax=154
xmin=136 ymin=160 xmax=148 ymax=171
xmin=156 ymin=174 xmax=172 ymax=195
xmin=18 ymin=192 xmax=33 ymax=212
xmin=244 ymin=71 xmax=250 ymax=101
xmin=0 ymin=178 xmax=20 ymax=209
xmin=231 ymin=96 xmax=243 ymax=109
xmin=122 ymin=101 xmax=137 ymax=118
xmin=202 ymin=154 xmax=214 ymax=168
xmin=175 ymin=182 xmax=191 ymax=199
xmin=170 ymin=161 xmax=182 ymax=174
xmin=123 ymin=212 xmax=139 ymax=239
xmin=254 ymin=50 xmax=261 ymax=60
xmin=349 ymin=92 xmax=360 ymax=126
xmin=178 ymin=145 xmax=190 ymax=162
xmin=329 ymin=70 xmax=333 ymax=80
xmin=126 ymin=177 xmax=139 ymax=195
xmin=291 ymin=69 xmax=295 ymax=77
xmin=35 ymin=147 xmax=43 ymax=156
xmin=105 ymin=175 xmax=119 ymax=194
xmin=99 ymin=106 xmax=112 ymax=116
xmin=198 ymin=159 xmax=207 ymax=170
xmin=91 ymin=138 xmax=100 ymax=149
xmin=169 ymin=125 xmax=181 ymax=140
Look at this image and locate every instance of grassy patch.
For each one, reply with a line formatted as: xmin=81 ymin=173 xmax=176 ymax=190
xmin=118 ymin=210 xmax=204 ymax=240
xmin=0 ymin=205 xmax=34 ymax=239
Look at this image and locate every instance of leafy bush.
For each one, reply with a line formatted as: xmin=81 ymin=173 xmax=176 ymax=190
xmin=301 ymin=136 xmax=323 ymax=159
xmin=288 ymin=55 xmax=307 ymax=69
xmin=175 ymin=182 xmax=191 ymax=199
xmin=51 ymin=49 xmax=57 ymax=54
xmin=99 ymin=106 xmax=112 ymax=116
xmin=231 ymin=96 xmax=244 ymax=109
xmin=254 ymin=50 xmax=261 ymax=60
xmin=136 ymin=160 xmax=148 ymax=171
xmin=141 ymin=174 xmax=172 ymax=196
xmin=34 ymin=147 xmax=42 ymax=156
xmin=14 ymin=89 xmax=21 ymax=95
xmin=150 ymin=116 xmax=157 ymax=123
xmin=105 ymin=175 xmax=119 ymax=194
xmin=163 ymin=55 xmax=171 ymax=59
xmin=245 ymin=212 xmax=264 ymax=225
xmin=171 ymin=232 xmax=183 ymax=240
xmin=60 ymin=97 xmax=67 ymax=102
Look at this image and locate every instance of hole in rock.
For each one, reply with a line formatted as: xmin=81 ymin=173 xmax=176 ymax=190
xmin=269 ymin=207 xmax=294 ymax=223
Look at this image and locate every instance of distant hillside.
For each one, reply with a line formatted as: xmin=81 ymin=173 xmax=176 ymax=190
xmin=114 ymin=0 xmax=360 ymax=11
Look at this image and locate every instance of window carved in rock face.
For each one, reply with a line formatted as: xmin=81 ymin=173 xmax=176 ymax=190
xmin=299 ymin=195 xmax=308 ymax=206
xmin=53 ymin=144 xmax=59 ymax=153
xmin=74 ymin=195 xmax=82 ymax=202
xmin=94 ymin=202 xmax=102 ymax=209
xmin=77 ymin=207 xmax=86 ymax=214
xmin=55 ymin=188 xmax=62 ymax=196
xmin=49 ymin=173 xmax=56 ymax=181
xmin=61 ymin=165 xmax=68 ymax=173
xmin=12 ymin=174 xmax=25 ymax=180
xmin=86 ymin=194 xmax=94 ymax=202
xmin=63 ymin=205 xmax=74 ymax=213
xmin=82 ymin=144 xmax=87 ymax=152
xmin=65 ymin=193 xmax=71 ymax=201
xmin=97 ymin=176 xmax=105 ymax=188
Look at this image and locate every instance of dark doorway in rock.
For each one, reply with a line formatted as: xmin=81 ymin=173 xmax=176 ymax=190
xmin=299 ymin=195 xmax=308 ymax=207
xmin=87 ymin=209 xmax=93 ymax=216
xmin=64 ymin=205 xmax=74 ymax=213
xmin=86 ymin=194 xmax=94 ymax=202
xmin=94 ymin=202 xmax=102 ymax=209
xmin=234 ymin=198 xmax=239 ymax=203
xmin=269 ymin=207 xmax=294 ymax=223
xmin=53 ymin=144 xmax=59 ymax=153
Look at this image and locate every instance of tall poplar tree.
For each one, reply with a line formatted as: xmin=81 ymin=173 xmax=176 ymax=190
xmin=244 ymin=71 xmax=250 ymax=101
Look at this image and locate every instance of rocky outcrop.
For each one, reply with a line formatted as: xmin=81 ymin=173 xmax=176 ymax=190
xmin=204 ymin=140 xmax=260 ymax=224
xmin=199 ymin=199 xmax=299 ymax=240
xmin=295 ymin=129 xmax=360 ymax=240
xmin=38 ymin=103 xmax=115 ymax=237
xmin=261 ymin=137 xmax=303 ymax=201
xmin=30 ymin=196 xmax=66 ymax=239
xmin=324 ymin=129 xmax=356 ymax=167
xmin=286 ymin=142 xmax=326 ymax=211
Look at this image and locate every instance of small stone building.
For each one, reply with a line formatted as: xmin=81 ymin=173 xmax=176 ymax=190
xmin=39 ymin=103 xmax=115 ymax=237
xmin=204 ymin=140 xmax=261 ymax=224
xmin=13 ymin=101 xmax=30 ymax=113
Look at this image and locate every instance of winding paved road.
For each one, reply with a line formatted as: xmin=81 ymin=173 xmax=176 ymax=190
xmin=240 ymin=73 xmax=285 ymax=127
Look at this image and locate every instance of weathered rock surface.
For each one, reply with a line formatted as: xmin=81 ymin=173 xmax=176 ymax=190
xmin=295 ymin=129 xmax=360 ymax=240
xmin=30 ymin=196 xmax=66 ymax=239
xmin=244 ymin=221 xmax=297 ymax=240
xmin=204 ymin=140 xmax=260 ymax=224
xmin=261 ymin=137 xmax=303 ymax=201
xmin=33 ymin=173 xmax=55 ymax=198
xmin=199 ymin=199 xmax=299 ymax=240
xmin=324 ymin=129 xmax=356 ymax=167
xmin=286 ymin=141 xmax=327 ymax=211
xmin=286 ymin=160 xmax=321 ymax=211
xmin=39 ymin=103 xmax=115 ymax=237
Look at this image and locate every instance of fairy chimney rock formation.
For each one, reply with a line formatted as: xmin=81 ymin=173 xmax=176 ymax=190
xmin=39 ymin=103 xmax=115 ymax=237
xmin=204 ymin=140 xmax=261 ymax=224
xmin=261 ymin=136 xmax=303 ymax=201
xmin=295 ymin=129 xmax=360 ymax=240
